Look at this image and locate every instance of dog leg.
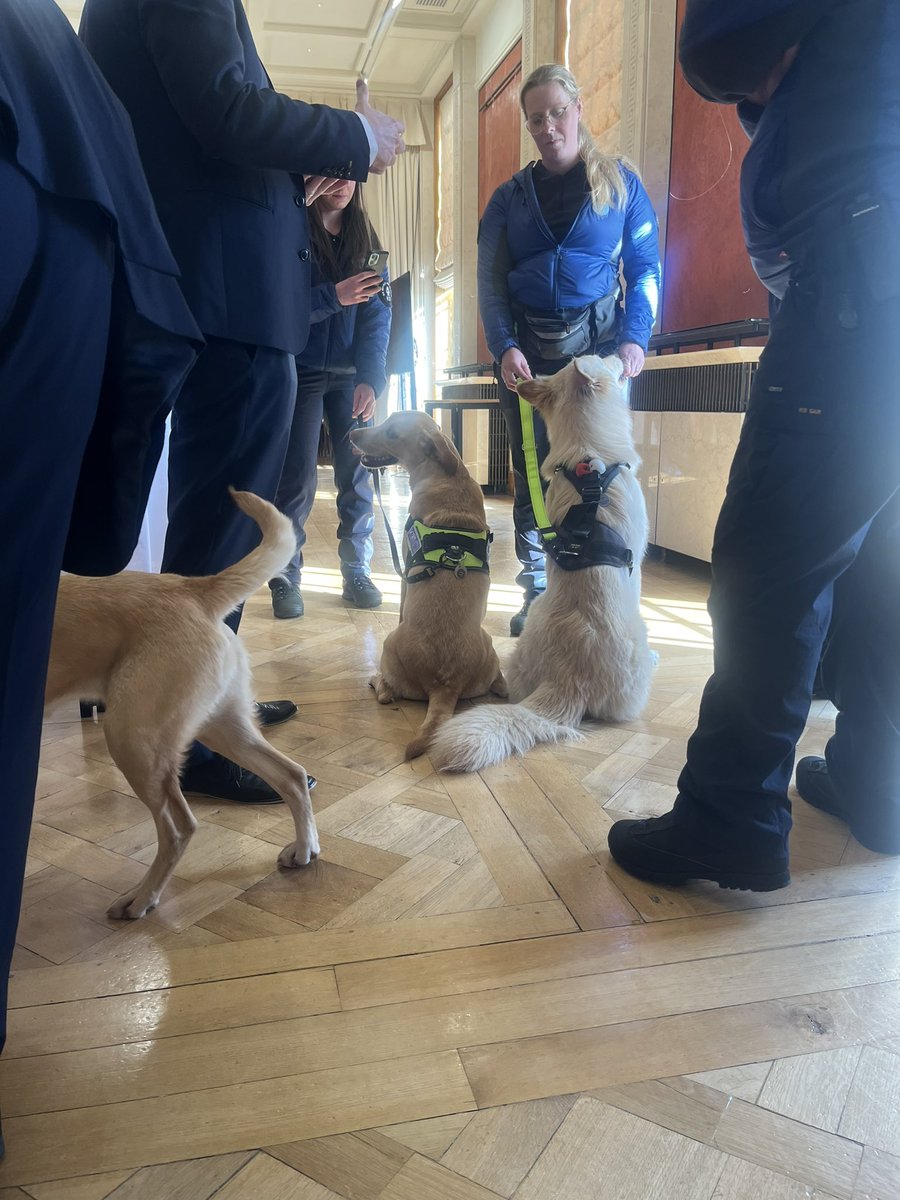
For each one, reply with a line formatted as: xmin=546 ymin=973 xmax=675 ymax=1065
xmin=105 ymin=760 xmax=197 ymax=919
xmin=490 ymin=670 xmax=509 ymax=698
xmin=370 ymin=673 xmax=395 ymax=704
xmin=198 ymin=703 xmax=319 ymax=870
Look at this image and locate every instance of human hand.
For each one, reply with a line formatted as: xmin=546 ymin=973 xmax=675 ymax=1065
xmin=336 ymin=271 xmax=383 ymax=306
xmin=356 ymin=79 xmax=405 ymax=173
xmin=748 ymin=45 xmax=799 ymax=105
xmin=500 ymin=347 xmax=533 ymax=389
xmin=303 ymin=175 xmax=345 ymax=204
xmin=352 ymin=383 xmax=377 ymax=421
xmin=617 ymin=342 xmax=645 ymax=380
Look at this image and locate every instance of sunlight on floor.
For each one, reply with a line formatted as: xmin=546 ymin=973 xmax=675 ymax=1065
xmin=297 ymin=565 xmax=525 ymax=615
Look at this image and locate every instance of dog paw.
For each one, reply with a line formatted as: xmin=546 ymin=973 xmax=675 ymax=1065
xmin=107 ymin=892 xmax=156 ymax=920
xmin=278 ymin=839 xmax=319 ymax=869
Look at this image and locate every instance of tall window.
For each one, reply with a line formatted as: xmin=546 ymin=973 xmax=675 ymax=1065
xmin=434 ymin=77 xmax=454 ymax=372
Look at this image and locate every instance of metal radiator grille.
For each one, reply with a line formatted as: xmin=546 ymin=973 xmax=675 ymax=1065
xmin=630 ymin=361 xmax=758 ymax=414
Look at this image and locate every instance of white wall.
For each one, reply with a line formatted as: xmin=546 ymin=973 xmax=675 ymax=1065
xmin=467 ymin=0 xmax=523 ymax=86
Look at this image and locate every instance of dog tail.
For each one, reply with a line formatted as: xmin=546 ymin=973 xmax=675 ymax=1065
xmin=188 ymin=489 xmax=296 ymax=621
xmin=405 ymin=687 xmax=460 ymax=761
xmin=429 ymin=684 xmax=582 ymax=773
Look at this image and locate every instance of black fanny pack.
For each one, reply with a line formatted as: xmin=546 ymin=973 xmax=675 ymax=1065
xmin=514 ymin=292 xmax=619 ymax=362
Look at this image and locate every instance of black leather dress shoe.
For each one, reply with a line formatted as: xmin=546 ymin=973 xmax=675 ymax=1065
xmin=81 ymin=699 xmax=297 ymax=726
xmin=795 ymin=756 xmax=845 ymax=819
xmin=181 ymin=755 xmax=316 ymax=804
xmin=608 ymin=811 xmax=790 ymax=892
xmin=256 ymin=699 xmax=298 ymax=726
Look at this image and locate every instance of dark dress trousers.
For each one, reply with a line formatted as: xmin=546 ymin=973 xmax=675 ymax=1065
xmin=0 ymin=0 xmax=201 ymax=1070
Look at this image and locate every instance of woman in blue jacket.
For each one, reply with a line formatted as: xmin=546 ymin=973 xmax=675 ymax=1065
xmin=269 ymin=181 xmax=391 ymax=618
xmin=478 ymin=63 xmax=661 ymax=635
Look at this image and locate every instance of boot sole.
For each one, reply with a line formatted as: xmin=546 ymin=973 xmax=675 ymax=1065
xmin=342 ymin=592 xmax=382 ymax=609
xmin=614 ymin=859 xmax=791 ymax=893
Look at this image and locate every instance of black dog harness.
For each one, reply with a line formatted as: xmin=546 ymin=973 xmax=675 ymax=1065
xmin=520 ymin=396 xmax=633 ymax=573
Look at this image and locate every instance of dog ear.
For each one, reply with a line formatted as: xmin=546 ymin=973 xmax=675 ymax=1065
xmin=517 ymin=378 xmax=553 ymax=409
xmin=420 ymin=428 xmax=460 ymax=474
xmin=572 ymin=356 xmax=600 ymax=395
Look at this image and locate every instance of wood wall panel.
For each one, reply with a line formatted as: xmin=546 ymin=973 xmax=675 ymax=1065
xmin=661 ymin=0 xmax=767 ymax=333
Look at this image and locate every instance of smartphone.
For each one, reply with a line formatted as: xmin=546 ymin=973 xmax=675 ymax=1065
xmin=366 ymin=249 xmax=390 ymax=273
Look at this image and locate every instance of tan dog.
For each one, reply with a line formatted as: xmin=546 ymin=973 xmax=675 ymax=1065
xmin=45 ymin=491 xmax=319 ymax=919
xmin=431 ymin=356 xmax=656 ymax=772
xmin=349 ymin=411 xmax=506 ymax=758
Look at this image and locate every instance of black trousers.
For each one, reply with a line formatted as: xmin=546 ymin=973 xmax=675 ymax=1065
xmin=673 ymin=258 xmax=900 ymax=859
xmin=271 ymin=369 xmax=375 ymax=586
xmin=162 ymin=336 xmax=296 ymax=766
xmin=0 ymin=157 xmax=113 ymax=1051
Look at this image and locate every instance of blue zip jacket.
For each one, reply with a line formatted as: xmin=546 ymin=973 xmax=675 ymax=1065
xmin=680 ymin=0 xmax=900 ymax=298
xmin=477 ymin=163 xmax=660 ymax=362
xmin=297 ymin=260 xmax=392 ymax=396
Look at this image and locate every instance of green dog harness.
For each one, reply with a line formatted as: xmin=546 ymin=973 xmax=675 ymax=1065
xmin=519 ymin=395 xmax=634 ymax=573
xmin=404 ymin=516 xmax=492 ymax=583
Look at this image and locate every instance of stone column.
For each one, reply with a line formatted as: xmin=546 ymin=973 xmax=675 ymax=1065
xmin=621 ymin=0 xmax=677 ymax=263
xmin=520 ymin=0 xmax=558 ymax=165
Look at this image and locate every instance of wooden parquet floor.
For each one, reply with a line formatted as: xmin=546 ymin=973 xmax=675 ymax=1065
xmin=2 ymin=470 xmax=899 ymax=1198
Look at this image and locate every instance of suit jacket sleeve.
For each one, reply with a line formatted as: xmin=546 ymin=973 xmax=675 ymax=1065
xmin=137 ymin=0 xmax=370 ymax=177
xmin=679 ymin=0 xmax=839 ymax=102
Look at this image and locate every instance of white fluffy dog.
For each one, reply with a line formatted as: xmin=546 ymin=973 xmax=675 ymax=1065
xmin=430 ymin=355 xmax=656 ymax=773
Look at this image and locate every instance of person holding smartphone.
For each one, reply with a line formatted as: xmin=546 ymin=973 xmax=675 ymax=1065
xmin=269 ymin=180 xmax=392 ymax=617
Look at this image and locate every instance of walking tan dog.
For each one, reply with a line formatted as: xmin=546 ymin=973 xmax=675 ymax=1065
xmin=45 ymin=491 xmax=319 ymax=919
xmin=349 ymin=411 xmax=506 ymax=759
xmin=431 ymin=355 xmax=656 ymax=772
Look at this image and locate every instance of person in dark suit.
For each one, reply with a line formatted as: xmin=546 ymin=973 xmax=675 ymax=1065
xmin=79 ymin=0 xmax=405 ymax=804
xmin=609 ymin=0 xmax=900 ymax=889
xmin=0 ymin=0 xmax=201 ymax=1155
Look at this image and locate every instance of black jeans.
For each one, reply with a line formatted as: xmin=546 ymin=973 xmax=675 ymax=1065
xmin=271 ymin=369 xmax=375 ymax=586
xmin=673 ymin=258 xmax=900 ymax=859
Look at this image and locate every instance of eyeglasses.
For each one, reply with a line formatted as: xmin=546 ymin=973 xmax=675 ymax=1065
xmin=524 ymin=101 xmax=575 ymax=132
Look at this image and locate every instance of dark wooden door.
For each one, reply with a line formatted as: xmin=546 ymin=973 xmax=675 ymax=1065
xmin=661 ymin=0 xmax=767 ymax=332
xmin=477 ymin=41 xmax=522 ymax=363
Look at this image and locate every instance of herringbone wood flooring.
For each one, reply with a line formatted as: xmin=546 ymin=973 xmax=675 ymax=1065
xmin=2 ymin=469 xmax=898 ymax=1198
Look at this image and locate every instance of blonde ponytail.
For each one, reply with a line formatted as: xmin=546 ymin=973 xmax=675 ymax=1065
xmin=522 ymin=64 xmax=634 ymax=213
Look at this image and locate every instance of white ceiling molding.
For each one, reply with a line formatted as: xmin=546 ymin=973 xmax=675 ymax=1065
xmin=58 ymin=0 xmax=491 ymax=99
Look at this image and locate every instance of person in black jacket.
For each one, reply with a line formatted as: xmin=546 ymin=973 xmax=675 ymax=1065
xmin=269 ymin=182 xmax=391 ymax=619
xmin=80 ymin=0 xmax=404 ymax=804
xmin=0 ymin=0 xmax=201 ymax=1154
xmin=609 ymin=0 xmax=900 ymax=890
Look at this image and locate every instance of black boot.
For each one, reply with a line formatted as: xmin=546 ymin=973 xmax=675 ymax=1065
xmin=342 ymin=574 xmax=383 ymax=609
xmin=271 ymin=579 xmax=304 ymax=619
xmin=608 ymin=810 xmax=791 ymax=892
xmin=509 ymin=591 xmax=542 ymax=638
xmin=181 ymin=754 xmax=316 ymax=804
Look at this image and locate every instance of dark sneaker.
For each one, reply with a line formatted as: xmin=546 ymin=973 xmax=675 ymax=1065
xmin=608 ymin=811 xmax=790 ymax=892
xmin=342 ymin=574 xmax=383 ymax=609
xmin=510 ymin=592 xmax=542 ymax=637
xmin=181 ymin=754 xmax=316 ymax=804
xmin=795 ymin=756 xmax=845 ymax=820
xmin=256 ymin=700 xmax=298 ymax=727
xmin=271 ymin=579 xmax=304 ymax=619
